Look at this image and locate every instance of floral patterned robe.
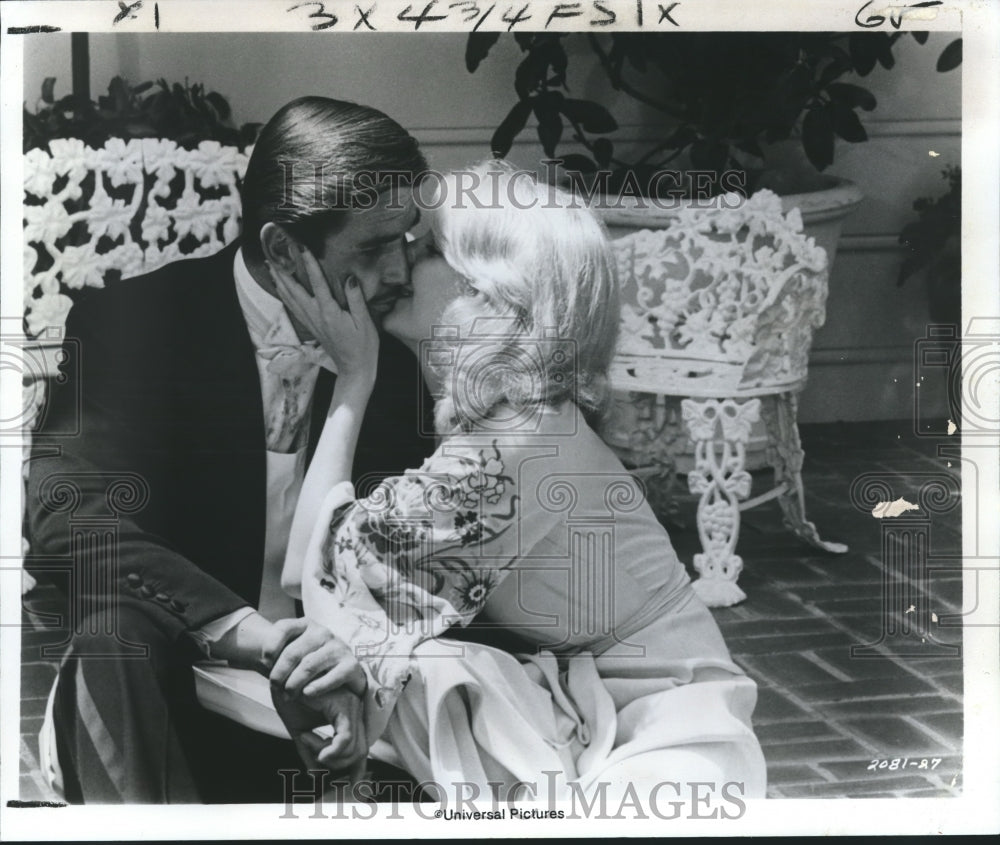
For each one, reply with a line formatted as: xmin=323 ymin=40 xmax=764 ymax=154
xmin=298 ymin=404 xmax=766 ymax=797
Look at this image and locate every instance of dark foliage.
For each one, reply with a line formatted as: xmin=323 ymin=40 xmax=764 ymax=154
xmin=469 ymin=32 xmax=962 ymax=197
xmin=24 ymin=76 xmax=261 ymax=153
xmin=898 ymin=166 xmax=961 ymax=323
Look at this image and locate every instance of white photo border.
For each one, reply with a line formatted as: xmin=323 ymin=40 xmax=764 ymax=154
xmin=1 ymin=0 xmax=997 ymax=838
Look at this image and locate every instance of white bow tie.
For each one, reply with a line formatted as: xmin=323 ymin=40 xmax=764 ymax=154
xmin=259 ymin=341 xmax=337 ymax=378
xmin=256 ymin=314 xmax=337 ymax=379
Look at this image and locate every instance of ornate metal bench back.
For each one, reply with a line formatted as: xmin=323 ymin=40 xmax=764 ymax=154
xmin=24 ymin=138 xmax=250 ymax=336
xmin=610 ymin=189 xmax=830 ymax=398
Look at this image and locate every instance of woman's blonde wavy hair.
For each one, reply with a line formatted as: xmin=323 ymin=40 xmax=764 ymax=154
xmin=426 ymin=161 xmax=620 ymax=436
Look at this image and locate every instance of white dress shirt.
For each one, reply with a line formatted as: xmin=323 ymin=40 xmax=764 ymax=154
xmin=188 ymin=249 xmax=335 ymax=655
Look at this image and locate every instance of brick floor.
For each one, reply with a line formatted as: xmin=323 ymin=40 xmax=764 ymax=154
xmin=17 ymin=420 xmax=964 ymax=801
xmin=663 ymin=420 xmax=963 ymax=798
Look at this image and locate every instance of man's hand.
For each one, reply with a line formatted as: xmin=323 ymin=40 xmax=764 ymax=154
xmin=271 ymin=684 xmax=368 ymax=777
xmin=211 ymin=614 xmax=367 ymax=698
xmin=212 ymin=614 xmax=369 ymax=771
xmin=267 ymin=619 xmax=367 ymax=698
xmin=268 ymin=622 xmax=369 ymax=776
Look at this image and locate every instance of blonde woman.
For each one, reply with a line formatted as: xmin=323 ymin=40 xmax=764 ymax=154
xmin=271 ymin=162 xmax=766 ymax=802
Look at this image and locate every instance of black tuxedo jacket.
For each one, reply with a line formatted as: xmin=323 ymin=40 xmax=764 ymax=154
xmin=26 ymin=243 xmax=435 ymax=640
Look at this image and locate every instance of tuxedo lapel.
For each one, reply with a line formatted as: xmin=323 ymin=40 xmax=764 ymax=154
xmin=162 ymin=245 xmax=270 ymax=603
xmin=169 ymin=245 xmax=266 ymax=451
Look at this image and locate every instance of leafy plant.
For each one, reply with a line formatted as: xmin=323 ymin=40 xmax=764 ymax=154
xmin=898 ymin=165 xmax=961 ymax=324
xmin=468 ymin=31 xmax=962 ymax=196
xmin=23 ymin=76 xmax=261 ymax=153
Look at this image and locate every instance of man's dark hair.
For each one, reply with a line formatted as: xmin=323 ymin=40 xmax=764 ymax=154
xmin=240 ymin=96 xmax=427 ymax=262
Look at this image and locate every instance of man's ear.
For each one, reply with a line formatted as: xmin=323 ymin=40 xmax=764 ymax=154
xmin=259 ymin=222 xmax=300 ymax=279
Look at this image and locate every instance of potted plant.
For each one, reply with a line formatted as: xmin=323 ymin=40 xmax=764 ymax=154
xmin=23 ymin=75 xmax=261 ymax=153
xmin=468 ymin=30 xmax=961 ymax=261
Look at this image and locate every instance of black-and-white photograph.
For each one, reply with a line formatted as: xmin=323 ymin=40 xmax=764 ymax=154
xmin=1 ymin=0 xmax=997 ymax=837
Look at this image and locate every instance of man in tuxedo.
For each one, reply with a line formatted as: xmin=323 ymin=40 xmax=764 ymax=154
xmin=25 ymin=96 xmax=435 ymax=803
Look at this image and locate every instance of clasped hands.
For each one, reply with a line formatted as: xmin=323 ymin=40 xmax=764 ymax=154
xmin=216 ymin=614 xmax=368 ymax=777
xmin=267 ymin=618 xmax=369 ymax=778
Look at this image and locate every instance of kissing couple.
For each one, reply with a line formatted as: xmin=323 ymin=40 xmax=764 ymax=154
xmin=27 ymin=96 xmax=766 ymax=804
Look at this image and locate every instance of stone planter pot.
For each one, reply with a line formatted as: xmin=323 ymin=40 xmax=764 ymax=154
xmin=778 ymin=177 xmax=864 ymax=270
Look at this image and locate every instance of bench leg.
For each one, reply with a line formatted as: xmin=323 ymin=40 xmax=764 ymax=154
xmin=681 ymin=398 xmax=761 ymax=607
xmin=761 ymin=393 xmax=848 ymax=554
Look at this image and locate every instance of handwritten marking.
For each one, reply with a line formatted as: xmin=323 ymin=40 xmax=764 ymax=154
xmin=354 ymin=3 xmax=377 ymax=29
xmin=449 ymin=0 xmax=496 ymax=29
xmin=658 ymin=2 xmax=680 ymax=25
xmin=855 ymin=0 xmax=943 ymax=29
xmin=871 ymin=497 xmax=920 ymax=518
xmin=398 ymin=2 xmax=448 ymax=29
xmin=502 ymin=3 xmax=531 ymax=29
xmin=450 ymin=1 xmax=479 ymax=22
xmin=592 ymin=2 xmax=615 ymax=25
xmin=473 ymin=3 xmax=495 ymax=30
xmin=868 ymin=757 xmax=943 ymax=772
xmin=113 ymin=0 xmax=144 ymax=24
xmin=288 ymin=1 xmax=339 ymax=30
xmin=547 ymin=3 xmax=582 ymax=27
